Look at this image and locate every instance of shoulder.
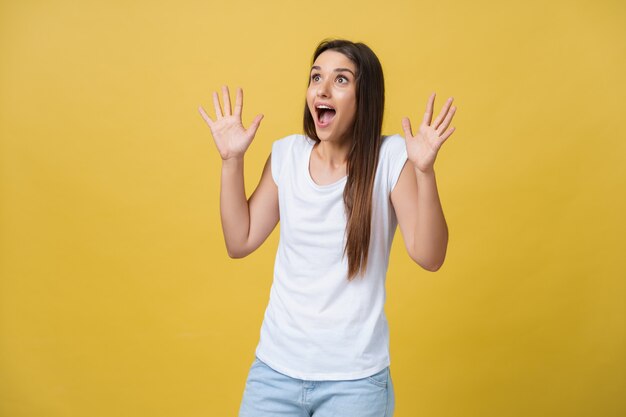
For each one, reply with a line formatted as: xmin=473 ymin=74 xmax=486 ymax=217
xmin=379 ymin=134 xmax=408 ymax=191
xmin=270 ymin=134 xmax=312 ymax=184
xmin=272 ymin=133 xmax=311 ymax=146
xmin=378 ymin=134 xmax=408 ymax=168
xmin=272 ymin=133 xmax=312 ymax=153
xmin=380 ymin=134 xmax=407 ymax=155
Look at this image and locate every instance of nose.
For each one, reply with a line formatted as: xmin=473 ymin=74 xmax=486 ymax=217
xmin=316 ymin=77 xmax=332 ymax=98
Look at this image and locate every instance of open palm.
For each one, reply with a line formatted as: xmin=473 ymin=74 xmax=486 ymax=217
xmin=401 ymin=93 xmax=457 ymax=173
xmin=198 ymin=86 xmax=264 ymax=160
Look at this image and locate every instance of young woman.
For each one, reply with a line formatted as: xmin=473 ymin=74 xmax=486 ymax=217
xmin=198 ymin=39 xmax=456 ymax=417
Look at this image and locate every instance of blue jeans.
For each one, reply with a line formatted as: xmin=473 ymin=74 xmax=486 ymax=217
xmin=238 ymin=356 xmax=395 ymax=416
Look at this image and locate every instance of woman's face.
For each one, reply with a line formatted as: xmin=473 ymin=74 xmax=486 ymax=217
xmin=306 ymin=50 xmax=357 ymax=144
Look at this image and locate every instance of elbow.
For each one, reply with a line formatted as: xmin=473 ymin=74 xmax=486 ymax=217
xmin=226 ymin=246 xmax=249 ymax=259
xmin=409 ymin=243 xmax=447 ymax=272
xmin=423 ymin=261 xmax=444 ymax=272
xmin=425 ymin=252 xmax=446 ymax=272
xmin=410 ymin=252 xmax=445 ymax=272
xmin=225 ymin=235 xmax=252 ymax=258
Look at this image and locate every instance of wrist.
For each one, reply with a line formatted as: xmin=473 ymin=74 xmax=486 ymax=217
xmin=222 ymin=156 xmax=244 ymax=169
xmin=223 ymin=154 xmax=244 ymax=162
xmin=412 ymin=163 xmax=435 ymax=177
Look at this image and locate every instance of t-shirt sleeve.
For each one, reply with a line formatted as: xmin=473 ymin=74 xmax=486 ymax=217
xmin=270 ymin=135 xmax=292 ymax=186
xmin=386 ymin=134 xmax=409 ymax=192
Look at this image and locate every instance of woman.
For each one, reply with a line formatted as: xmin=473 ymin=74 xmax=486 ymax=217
xmin=198 ymin=38 xmax=457 ymax=417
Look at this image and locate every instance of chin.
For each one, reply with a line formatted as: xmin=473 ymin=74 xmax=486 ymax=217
xmin=315 ymin=131 xmax=335 ymax=142
xmin=315 ymin=125 xmax=347 ymax=142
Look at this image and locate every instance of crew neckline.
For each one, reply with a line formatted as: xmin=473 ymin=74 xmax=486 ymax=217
xmin=304 ymin=137 xmax=348 ymax=190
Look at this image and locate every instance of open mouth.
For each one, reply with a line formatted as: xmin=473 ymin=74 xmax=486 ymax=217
xmin=315 ymin=105 xmax=336 ymax=127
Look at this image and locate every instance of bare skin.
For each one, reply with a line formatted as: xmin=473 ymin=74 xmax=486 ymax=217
xmin=305 ymin=50 xmax=358 ymax=185
xmin=198 ymin=86 xmax=278 ymax=258
xmin=391 ymin=93 xmax=457 ymax=271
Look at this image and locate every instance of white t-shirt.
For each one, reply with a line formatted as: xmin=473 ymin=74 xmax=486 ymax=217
xmin=254 ymin=133 xmax=408 ymax=380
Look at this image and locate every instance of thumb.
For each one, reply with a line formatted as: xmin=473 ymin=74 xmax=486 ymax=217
xmin=401 ymin=117 xmax=413 ymax=139
xmin=246 ymin=114 xmax=264 ymax=138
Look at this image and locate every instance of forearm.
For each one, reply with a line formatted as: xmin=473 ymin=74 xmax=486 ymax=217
xmin=220 ymin=157 xmax=250 ymax=257
xmin=412 ymin=166 xmax=448 ymax=271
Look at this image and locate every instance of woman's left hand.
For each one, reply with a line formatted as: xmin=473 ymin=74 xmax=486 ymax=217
xmin=401 ymin=93 xmax=457 ymax=173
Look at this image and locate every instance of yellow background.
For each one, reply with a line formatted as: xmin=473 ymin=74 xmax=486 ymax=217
xmin=1 ymin=0 xmax=624 ymax=416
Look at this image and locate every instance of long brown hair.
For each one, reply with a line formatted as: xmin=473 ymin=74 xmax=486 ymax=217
xmin=303 ymin=39 xmax=385 ymax=281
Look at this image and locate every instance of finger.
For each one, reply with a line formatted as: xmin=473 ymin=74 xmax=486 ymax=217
xmin=198 ymin=105 xmax=214 ymax=128
xmin=436 ymin=105 xmax=456 ymax=136
xmin=401 ymin=117 xmax=413 ymax=139
xmin=433 ymin=97 xmax=454 ymax=130
xmin=440 ymin=126 xmax=456 ymax=143
xmin=246 ymin=114 xmax=264 ymax=138
xmin=222 ymin=85 xmax=232 ymax=116
xmin=212 ymin=91 xmax=223 ymax=119
xmin=234 ymin=87 xmax=243 ymax=117
xmin=422 ymin=92 xmax=436 ymax=126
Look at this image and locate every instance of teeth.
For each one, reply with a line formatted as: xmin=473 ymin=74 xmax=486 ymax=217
xmin=316 ymin=105 xmax=334 ymax=110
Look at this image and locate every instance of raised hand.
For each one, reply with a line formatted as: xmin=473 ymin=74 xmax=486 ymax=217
xmin=401 ymin=93 xmax=457 ymax=173
xmin=198 ymin=86 xmax=264 ymax=160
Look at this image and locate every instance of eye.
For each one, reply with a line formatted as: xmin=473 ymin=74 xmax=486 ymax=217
xmin=337 ymin=75 xmax=349 ymax=84
xmin=311 ymin=74 xmax=321 ymax=82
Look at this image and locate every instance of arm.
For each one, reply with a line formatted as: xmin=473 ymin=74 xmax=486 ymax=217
xmin=390 ymin=163 xmax=448 ymax=271
xmin=220 ymin=153 xmax=279 ymax=258
xmin=199 ymin=85 xmax=278 ymax=258
xmin=393 ymin=91 xmax=458 ymax=271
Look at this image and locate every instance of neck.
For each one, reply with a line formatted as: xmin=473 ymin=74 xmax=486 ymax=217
xmin=314 ymin=137 xmax=352 ymax=167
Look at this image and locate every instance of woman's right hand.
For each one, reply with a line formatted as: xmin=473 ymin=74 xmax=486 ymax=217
xmin=198 ymin=86 xmax=264 ymax=161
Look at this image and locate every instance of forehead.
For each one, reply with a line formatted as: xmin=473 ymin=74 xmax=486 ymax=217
xmin=312 ymin=50 xmax=356 ymax=71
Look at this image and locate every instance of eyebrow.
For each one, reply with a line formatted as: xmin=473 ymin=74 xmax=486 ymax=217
xmin=310 ymin=66 xmax=356 ymax=77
